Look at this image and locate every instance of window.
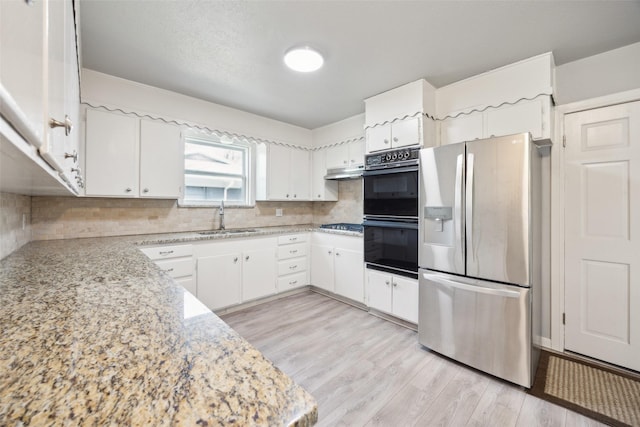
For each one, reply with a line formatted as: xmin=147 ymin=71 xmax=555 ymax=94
xmin=182 ymin=134 xmax=252 ymax=206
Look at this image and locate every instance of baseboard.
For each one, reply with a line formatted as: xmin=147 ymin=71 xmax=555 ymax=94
xmin=214 ymin=286 xmax=312 ymax=316
xmin=308 ymin=286 xmax=368 ymax=311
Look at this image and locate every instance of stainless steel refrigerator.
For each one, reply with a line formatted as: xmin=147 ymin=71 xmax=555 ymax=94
xmin=418 ymin=132 xmax=550 ymax=388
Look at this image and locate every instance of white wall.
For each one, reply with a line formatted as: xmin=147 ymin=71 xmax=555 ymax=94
xmin=311 ymin=113 xmax=365 ymax=148
xmin=81 ymin=69 xmax=313 ymax=148
xmin=555 ymin=41 xmax=640 ymax=105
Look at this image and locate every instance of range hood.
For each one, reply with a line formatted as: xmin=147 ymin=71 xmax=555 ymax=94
xmin=324 ymin=165 xmax=364 ymax=180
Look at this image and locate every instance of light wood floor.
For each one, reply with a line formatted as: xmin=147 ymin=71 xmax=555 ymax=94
xmin=221 ymin=291 xmax=606 ymax=427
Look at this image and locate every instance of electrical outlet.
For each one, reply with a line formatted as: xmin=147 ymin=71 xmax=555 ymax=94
xmin=275 ymin=208 xmax=283 ymax=217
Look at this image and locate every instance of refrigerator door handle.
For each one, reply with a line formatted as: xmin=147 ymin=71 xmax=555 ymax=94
xmin=422 ymin=272 xmax=522 ymax=298
xmin=454 ymin=154 xmax=464 ymax=265
xmin=465 ymin=152 xmax=475 ymax=262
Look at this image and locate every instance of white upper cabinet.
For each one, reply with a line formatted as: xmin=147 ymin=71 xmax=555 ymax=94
xmin=256 ymin=144 xmax=311 ymax=201
xmin=289 ymin=147 xmax=311 ymax=200
xmin=139 ymin=119 xmax=183 ymax=198
xmin=85 ymin=109 xmax=139 ymax=197
xmin=439 ymin=113 xmax=484 ymax=146
xmin=39 ymin=0 xmax=82 ymax=190
xmin=364 ymin=79 xmax=437 ymax=153
xmin=436 ymin=53 xmax=555 ymax=146
xmin=366 ymin=116 xmax=424 ymax=152
xmin=0 ymin=0 xmax=45 ymax=145
xmin=311 ymin=150 xmax=338 ymax=201
xmin=325 ymin=139 xmax=364 ymax=170
xmin=0 ymin=0 xmax=81 ymax=195
xmin=84 ymin=109 xmax=183 ymax=198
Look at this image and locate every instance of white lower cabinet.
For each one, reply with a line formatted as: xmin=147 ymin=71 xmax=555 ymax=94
xmin=366 ymin=269 xmax=419 ymax=324
xmin=195 ymin=237 xmax=277 ymax=311
xmin=197 ymin=253 xmax=242 ymax=309
xmin=311 ymin=232 xmax=364 ymax=303
xmin=277 ymin=234 xmax=309 ymax=292
xmin=139 ymin=244 xmax=196 ymax=295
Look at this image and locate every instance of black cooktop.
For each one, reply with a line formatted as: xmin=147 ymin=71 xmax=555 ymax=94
xmin=320 ymin=223 xmax=364 ymax=233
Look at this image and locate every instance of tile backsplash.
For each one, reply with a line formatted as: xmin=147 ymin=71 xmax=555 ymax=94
xmin=0 ymin=192 xmax=32 ymax=259
xmin=312 ymin=179 xmax=363 ymax=225
xmin=31 ymin=181 xmax=363 ymax=241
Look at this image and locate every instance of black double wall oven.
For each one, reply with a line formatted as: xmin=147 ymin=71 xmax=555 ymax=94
xmin=363 ymin=146 xmax=420 ymax=279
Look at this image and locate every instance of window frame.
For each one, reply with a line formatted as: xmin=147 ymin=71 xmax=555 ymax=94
xmin=178 ymin=132 xmax=255 ymax=208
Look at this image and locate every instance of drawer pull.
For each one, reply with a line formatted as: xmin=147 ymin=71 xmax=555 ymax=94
xmin=289 ymin=280 xmax=298 ymax=285
xmin=290 ymin=249 xmax=298 ymax=254
xmin=289 ymin=237 xmax=297 ymax=241
xmin=159 ymin=250 xmax=174 ymax=255
xmin=289 ymin=265 xmax=298 ymax=270
xmin=164 ymin=268 xmax=174 ymax=273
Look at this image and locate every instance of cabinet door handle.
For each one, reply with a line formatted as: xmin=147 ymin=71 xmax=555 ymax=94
xmin=336 ymin=252 xmax=340 ymax=256
xmin=393 ymin=282 xmax=397 ymax=287
xmin=143 ymin=188 xmax=149 ymax=193
xmin=125 ymin=188 xmax=132 ymax=193
xmin=393 ymin=137 xmax=399 ymax=143
xmin=286 ymin=194 xmax=290 ymax=198
xmin=233 ymin=257 xmax=238 ymax=263
xmin=383 ymin=139 xmax=389 ymax=144
xmin=64 ymin=151 xmax=78 ymax=163
xmin=328 ymin=250 xmax=332 ymax=255
xmin=49 ymin=115 xmax=73 ymax=136
xmin=245 ymin=255 xmax=250 ymax=261
xmin=385 ymin=280 xmax=390 ymax=286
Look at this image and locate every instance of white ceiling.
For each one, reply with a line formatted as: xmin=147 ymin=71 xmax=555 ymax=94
xmin=80 ymin=1 xmax=640 ymax=130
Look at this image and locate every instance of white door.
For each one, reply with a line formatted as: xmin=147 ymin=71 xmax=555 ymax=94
xmin=310 ymin=244 xmax=334 ymax=291
xmin=197 ymin=253 xmax=242 ymax=310
xmin=366 ymin=124 xmax=392 ymax=153
xmin=391 ymin=116 xmax=421 ymax=148
xmin=139 ymin=119 xmax=182 ymax=198
xmin=564 ymin=101 xmax=640 ymax=371
xmin=267 ymin=144 xmax=290 ymax=199
xmin=242 ymin=247 xmax=276 ymax=301
xmin=85 ymin=109 xmax=139 ymax=197
xmin=366 ymin=269 xmax=392 ymax=313
xmin=334 ymin=247 xmax=364 ymax=303
xmin=289 ymin=148 xmax=310 ymax=200
xmin=391 ymin=276 xmax=419 ymax=324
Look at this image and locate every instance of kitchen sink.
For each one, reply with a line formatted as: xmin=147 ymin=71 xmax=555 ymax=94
xmin=198 ymin=229 xmax=258 ymax=235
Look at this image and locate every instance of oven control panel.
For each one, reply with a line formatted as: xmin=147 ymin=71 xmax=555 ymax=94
xmin=365 ymin=147 xmax=420 ymax=169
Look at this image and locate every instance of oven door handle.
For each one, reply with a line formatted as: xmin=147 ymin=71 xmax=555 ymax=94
xmin=363 ymin=219 xmax=419 ymax=229
xmin=363 ymin=165 xmax=419 ymax=176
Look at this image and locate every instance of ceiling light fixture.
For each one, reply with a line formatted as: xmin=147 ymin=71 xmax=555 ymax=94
xmin=284 ymin=46 xmax=324 ymax=72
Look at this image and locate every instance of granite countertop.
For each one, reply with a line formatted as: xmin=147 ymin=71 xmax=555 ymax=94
xmin=134 ymin=224 xmax=363 ymax=246
xmin=0 ymin=225 xmax=329 ymax=425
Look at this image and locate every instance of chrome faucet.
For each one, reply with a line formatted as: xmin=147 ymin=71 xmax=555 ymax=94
xmin=219 ymin=200 xmax=225 ymax=230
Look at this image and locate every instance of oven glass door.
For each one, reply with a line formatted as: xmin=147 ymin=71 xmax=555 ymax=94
xmin=364 ymin=219 xmax=418 ymax=274
xmin=363 ymin=166 xmax=419 ymax=218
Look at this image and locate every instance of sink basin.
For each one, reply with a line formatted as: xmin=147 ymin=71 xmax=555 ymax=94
xmin=198 ymin=229 xmax=258 ymax=235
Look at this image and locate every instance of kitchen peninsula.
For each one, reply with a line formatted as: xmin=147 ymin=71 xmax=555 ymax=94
xmin=0 ymin=230 xmax=318 ymax=426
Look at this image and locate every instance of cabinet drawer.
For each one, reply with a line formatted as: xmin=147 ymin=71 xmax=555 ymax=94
xmin=278 ymin=234 xmax=307 ymax=245
xmin=277 ymin=243 xmax=307 ymax=260
xmin=155 ymin=258 xmax=193 ymax=278
xmin=278 ymin=257 xmax=307 ymax=276
xmin=277 ymin=272 xmax=307 ymax=292
xmin=140 ymin=244 xmax=193 ymax=260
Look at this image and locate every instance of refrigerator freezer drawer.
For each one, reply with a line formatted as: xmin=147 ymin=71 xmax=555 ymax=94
xmin=418 ymin=270 xmax=533 ymax=387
